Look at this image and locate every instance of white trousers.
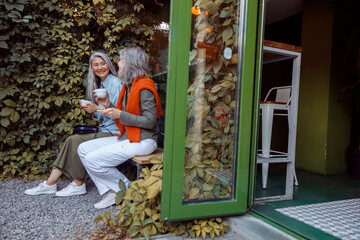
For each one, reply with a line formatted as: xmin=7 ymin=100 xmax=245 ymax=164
xmin=78 ymin=136 xmax=157 ymax=195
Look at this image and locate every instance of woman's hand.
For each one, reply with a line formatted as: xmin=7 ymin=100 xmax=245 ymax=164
xmin=102 ymin=108 xmax=121 ymax=119
xmin=80 ymin=101 xmax=102 ymax=114
xmin=94 ymin=91 xmax=110 ymax=107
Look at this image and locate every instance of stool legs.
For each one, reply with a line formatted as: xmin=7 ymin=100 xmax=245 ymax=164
xmin=262 ymin=163 xmax=269 ymax=189
xmin=261 ymin=105 xmax=274 ymax=189
xmin=260 ymin=105 xmax=299 ymax=189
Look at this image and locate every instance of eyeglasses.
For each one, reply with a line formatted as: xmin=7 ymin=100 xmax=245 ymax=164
xmin=116 ymin=57 xmax=121 ymax=63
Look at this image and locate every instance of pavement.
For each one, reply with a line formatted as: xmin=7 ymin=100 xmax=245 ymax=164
xmin=0 ymin=178 xmax=296 ymax=240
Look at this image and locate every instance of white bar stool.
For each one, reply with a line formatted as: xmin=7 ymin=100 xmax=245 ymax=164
xmin=259 ymin=86 xmax=298 ymax=189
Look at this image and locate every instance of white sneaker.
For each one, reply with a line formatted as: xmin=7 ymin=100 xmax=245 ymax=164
xmin=94 ymin=192 xmax=116 ymax=209
xmin=24 ymin=181 xmax=57 ymax=195
xmin=55 ymin=181 xmax=86 ymax=197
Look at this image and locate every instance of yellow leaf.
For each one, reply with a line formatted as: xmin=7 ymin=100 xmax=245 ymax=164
xmin=147 ymin=179 xmax=162 ymax=199
xmin=151 ymin=170 xmax=163 ymax=177
xmin=203 ymin=226 xmax=211 ymax=233
xmin=151 ymin=213 xmax=160 ymax=221
xmin=149 ymin=157 xmax=162 ymax=164
xmin=192 ymin=225 xmax=201 ymax=231
xmin=202 ymin=183 xmax=213 ymax=191
xmin=220 ymin=81 xmax=233 ymax=89
xmin=140 ymin=167 xmax=151 ymax=177
xmin=210 ymin=230 xmax=215 ymax=239
xmin=210 ymin=84 xmax=222 ymax=93
xmin=201 ymin=229 xmax=207 ymax=239
xmin=150 ymin=224 xmax=157 ymax=235
xmin=189 ymin=187 xmax=200 ymax=199
xmin=142 ymin=176 xmax=159 ymax=188
xmin=133 ymin=191 xmax=144 ymax=202
xmin=144 ymin=207 xmax=152 ymax=217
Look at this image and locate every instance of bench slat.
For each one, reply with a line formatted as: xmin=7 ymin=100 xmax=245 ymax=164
xmin=131 ymin=148 xmax=163 ymax=165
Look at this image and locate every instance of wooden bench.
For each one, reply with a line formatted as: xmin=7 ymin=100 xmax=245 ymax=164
xmin=129 ymin=147 xmax=164 ymax=179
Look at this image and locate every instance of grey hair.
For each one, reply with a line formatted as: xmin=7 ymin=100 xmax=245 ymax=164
xmin=86 ymin=52 xmax=117 ymax=102
xmin=118 ymin=47 xmax=149 ymax=87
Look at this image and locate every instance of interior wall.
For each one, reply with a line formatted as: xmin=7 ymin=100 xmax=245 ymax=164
xmin=325 ymin=1 xmax=354 ymax=174
xmin=296 ymin=0 xmax=334 ymax=174
xmin=296 ymin=0 xmax=352 ymax=174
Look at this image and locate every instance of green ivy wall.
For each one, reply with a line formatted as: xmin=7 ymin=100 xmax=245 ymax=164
xmin=0 ymin=0 xmax=165 ymax=181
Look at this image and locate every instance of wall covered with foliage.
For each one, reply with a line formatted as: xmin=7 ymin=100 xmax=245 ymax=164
xmin=0 ymin=0 xmax=163 ymax=181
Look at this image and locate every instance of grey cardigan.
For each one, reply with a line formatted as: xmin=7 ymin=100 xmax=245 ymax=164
xmin=117 ymin=88 xmax=159 ymax=143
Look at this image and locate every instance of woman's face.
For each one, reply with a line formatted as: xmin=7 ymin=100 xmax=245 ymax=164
xmin=91 ymin=57 xmax=110 ymax=81
xmin=117 ymin=57 xmax=124 ymax=74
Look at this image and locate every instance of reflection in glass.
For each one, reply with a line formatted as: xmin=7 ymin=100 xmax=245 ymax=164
xmin=183 ymin=0 xmax=242 ymax=203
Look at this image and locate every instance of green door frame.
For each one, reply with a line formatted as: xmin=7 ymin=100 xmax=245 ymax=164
xmin=161 ymin=0 xmax=264 ymax=221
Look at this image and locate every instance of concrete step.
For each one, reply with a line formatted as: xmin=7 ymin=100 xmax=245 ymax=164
xmin=139 ymin=214 xmax=296 ymax=240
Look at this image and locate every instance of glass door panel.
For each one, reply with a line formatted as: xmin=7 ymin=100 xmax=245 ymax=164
xmin=161 ymin=0 xmax=263 ymax=221
xmin=182 ymin=1 xmax=242 ymax=203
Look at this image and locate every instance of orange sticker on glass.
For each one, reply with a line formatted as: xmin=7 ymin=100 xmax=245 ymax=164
xmin=197 ymin=41 xmax=221 ymax=62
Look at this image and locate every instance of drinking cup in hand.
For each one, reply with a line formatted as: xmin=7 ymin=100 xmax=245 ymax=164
xmin=80 ymin=99 xmax=92 ymax=106
xmin=95 ymin=89 xmax=107 ymax=98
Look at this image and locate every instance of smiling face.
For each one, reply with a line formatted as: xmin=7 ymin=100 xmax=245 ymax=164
xmin=91 ymin=56 xmax=110 ymax=81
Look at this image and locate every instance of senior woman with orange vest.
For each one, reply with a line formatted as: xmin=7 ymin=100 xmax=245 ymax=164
xmin=77 ymin=47 xmax=162 ymax=209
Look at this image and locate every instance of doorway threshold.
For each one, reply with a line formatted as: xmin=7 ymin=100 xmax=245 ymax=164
xmin=251 ymin=168 xmax=360 ymax=240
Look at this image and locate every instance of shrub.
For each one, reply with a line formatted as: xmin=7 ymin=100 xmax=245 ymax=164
xmin=93 ymin=155 xmax=229 ymax=240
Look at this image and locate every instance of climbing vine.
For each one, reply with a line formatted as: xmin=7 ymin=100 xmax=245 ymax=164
xmin=0 ymin=0 xmax=161 ymax=180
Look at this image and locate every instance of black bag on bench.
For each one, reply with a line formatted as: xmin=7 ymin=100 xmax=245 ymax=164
xmin=73 ymin=124 xmax=99 ymax=134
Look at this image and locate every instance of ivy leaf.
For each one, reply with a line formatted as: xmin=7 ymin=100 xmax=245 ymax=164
xmin=3 ymin=99 xmax=16 ymax=107
xmin=210 ymin=84 xmax=222 ymax=93
xmin=189 ymin=50 xmax=197 ymax=61
xmin=115 ymin=191 xmax=125 ymax=205
xmin=7 ymin=10 xmax=21 ymax=19
xmin=10 ymin=53 xmax=31 ymax=63
xmin=10 ymin=149 xmax=20 ymax=155
xmin=54 ymin=96 xmax=63 ymax=106
xmin=219 ymin=9 xmax=230 ymax=18
xmin=10 ymin=111 xmax=20 ymax=122
xmin=118 ymin=179 xmax=126 ymax=192
xmin=222 ymin=28 xmax=233 ymax=42
xmin=142 ymin=218 xmax=153 ymax=226
xmin=222 ymin=18 xmax=232 ymax=26
xmin=147 ymin=180 xmax=162 ymax=199
xmin=14 ymin=4 xmax=25 ymax=11
xmin=0 ymin=107 xmax=14 ymax=117
xmin=213 ymin=61 xmax=222 ymax=74
xmin=1 ymin=118 xmax=10 ymax=127
xmin=128 ymin=225 xmax=141 ymax=237
xmin=0 ymin=41 xmax=8 ymax=49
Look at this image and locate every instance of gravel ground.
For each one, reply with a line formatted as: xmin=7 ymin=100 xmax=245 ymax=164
xmin=0 ymin=177 xmax=113 ymax=240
